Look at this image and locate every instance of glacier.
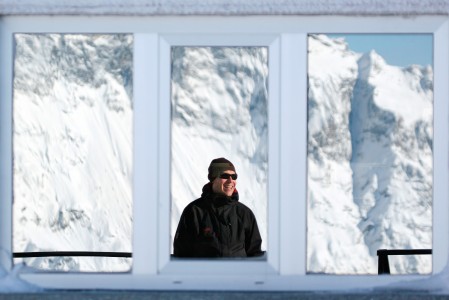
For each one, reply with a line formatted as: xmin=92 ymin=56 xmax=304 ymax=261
xmin=308 ymin=34 xmax=433 ymax=274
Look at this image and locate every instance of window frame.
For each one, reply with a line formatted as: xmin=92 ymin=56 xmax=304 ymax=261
xmin=0 ymin=15 xmax=447 ymax=291
xmin=158 ymin=34 xmax=281 ymax=275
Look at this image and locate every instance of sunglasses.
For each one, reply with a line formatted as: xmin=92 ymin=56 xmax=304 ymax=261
xmin=219 ymin=173 xmax=238 ymax=180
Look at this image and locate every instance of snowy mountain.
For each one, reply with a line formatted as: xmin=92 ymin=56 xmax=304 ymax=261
xmin=308 ymin=34 xmax=433 ymax=274
xmin=13 ymin=34 xmax=133 ymax=272
xmin=11 ymin=32 xmax=431 ymax=275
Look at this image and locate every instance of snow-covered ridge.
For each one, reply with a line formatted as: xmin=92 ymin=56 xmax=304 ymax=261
xmin=308 ymin=34 xmax=433 ymax=274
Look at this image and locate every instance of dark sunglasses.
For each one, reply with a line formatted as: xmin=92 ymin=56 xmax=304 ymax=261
xmin=219 ymin=173 xmax=238 ymax=180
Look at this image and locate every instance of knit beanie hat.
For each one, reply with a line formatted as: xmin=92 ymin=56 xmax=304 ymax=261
xmin=208 ymin=157 xmax=236 ymax=181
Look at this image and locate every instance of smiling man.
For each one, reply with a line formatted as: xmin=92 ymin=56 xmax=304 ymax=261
xmin=173 ymin=157 xmax=263 ymax=257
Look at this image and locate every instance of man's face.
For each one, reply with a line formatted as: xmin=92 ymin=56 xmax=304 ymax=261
xmin=211 ymin=170 xmax=237 ymax=197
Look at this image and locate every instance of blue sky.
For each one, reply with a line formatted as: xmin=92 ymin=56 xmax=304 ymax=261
xmin=326 ymin=34 xmax=433 ymax=68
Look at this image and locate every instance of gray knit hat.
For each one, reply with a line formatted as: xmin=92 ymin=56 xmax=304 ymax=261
xmin=208 ymin=157 xmax=236 ymax=181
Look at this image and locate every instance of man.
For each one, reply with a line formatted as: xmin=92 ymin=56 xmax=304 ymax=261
xmin=173 ymin=157 xmax=263 ymax=257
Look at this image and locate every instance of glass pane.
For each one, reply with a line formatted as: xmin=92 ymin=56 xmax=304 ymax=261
xmin=170 ymin=46 xmax=268 ymax=258
xmin=13 ymin=34 xmax=133 ymax=272
xmin=307 ymin=34 xmax=433 ymax=274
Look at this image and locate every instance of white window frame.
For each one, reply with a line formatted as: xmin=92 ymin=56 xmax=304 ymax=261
xmin=0 ymin=15 xmax=448 ymax=291
xmin=158 ymin=34 xmax=281 ymax=276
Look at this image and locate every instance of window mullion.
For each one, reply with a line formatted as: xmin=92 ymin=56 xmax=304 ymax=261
xmin=132 ymin=33 xmax=160 ymax=275
xmin=279 ymin=33 xmax=308 ymax=275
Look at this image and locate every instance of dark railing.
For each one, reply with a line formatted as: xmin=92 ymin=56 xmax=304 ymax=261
xmin=13 ymin=251 xmax=132 ymax=258
xmin=377 ymin=249 xmax=432 ymax=275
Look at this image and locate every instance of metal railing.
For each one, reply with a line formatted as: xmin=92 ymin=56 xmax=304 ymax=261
xmin=14 ymin=249 xmax=431 ymax=273
xmin=13 ymin=251 xmax=132 ymax=258
xmin=377 ymin=249 xmax=432 ymax=275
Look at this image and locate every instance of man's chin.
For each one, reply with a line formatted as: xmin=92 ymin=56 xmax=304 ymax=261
xmin=224 ymin=190 xmax=234 ymax=197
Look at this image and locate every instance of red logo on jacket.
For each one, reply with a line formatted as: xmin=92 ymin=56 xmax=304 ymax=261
xmin=203 ymin=227 xmax=215 ymax=237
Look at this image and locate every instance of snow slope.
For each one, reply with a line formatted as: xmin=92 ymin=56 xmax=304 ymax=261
xmin=308 ymin=34 xmax=433 ymax=274
xmin=13 ymin=34 xmax=133 ymax=272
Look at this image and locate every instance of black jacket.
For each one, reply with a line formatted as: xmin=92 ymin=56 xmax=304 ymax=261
xmin=173 ymin=183 xmax=263 ymax=257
